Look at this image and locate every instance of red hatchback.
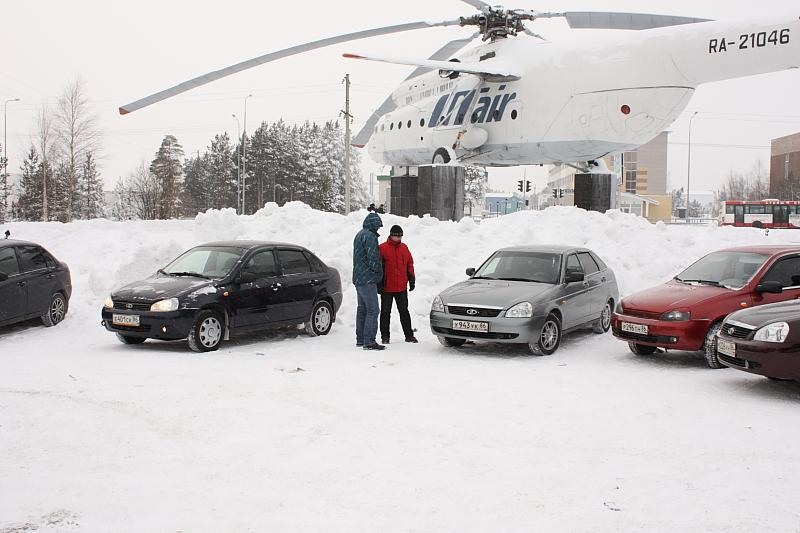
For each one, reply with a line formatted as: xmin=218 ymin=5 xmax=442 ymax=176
xmin=612 ymin=245 xmax=800 ymax=368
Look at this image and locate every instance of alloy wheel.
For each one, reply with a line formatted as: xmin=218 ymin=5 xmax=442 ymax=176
xmin=540 ymin=320 xmax=559 ymax=351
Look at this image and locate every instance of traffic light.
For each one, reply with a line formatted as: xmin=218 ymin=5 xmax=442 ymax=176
xmin=552 ymin=188 xmax=558 ymax=198
xmin=525 ymin=181 xmax=531 ymax=193
xmin=559 ymin=188 xmax=564 ymax=198
xmin=517 ymin=180 xmax=524 ymax=192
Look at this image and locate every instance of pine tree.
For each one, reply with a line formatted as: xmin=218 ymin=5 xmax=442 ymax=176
xmin=150 ymin=135 xmax=184 ymax=219
xmin=16 ymin=147 xmax=43 ymax=221
xmin=79 ymin=152 xmax=104 ymax=219
xmin=0 ymin=147 xmax=8 ymax=223
xmin=206 ymin=133 xmax=236 ymax=209
xmin=182 ymin=153 xmax=211 ymax=216
xmin=464 ymin=166 xmax=488 ymax=216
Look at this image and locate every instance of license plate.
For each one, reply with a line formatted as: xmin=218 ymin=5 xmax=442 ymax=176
xmin=113 ymin=314 xmax=140 ymax=327
xmin=621 ymin=322 xmax=648 ymax=335
xmin=452 ymin=320 xmax=489 ymax=333
xmin=717 ymin=338 xmax=736 ymax=357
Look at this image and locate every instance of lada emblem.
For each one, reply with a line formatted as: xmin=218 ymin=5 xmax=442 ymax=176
xmin=126 ymin=303 xmax=133 ymax=309
xmin=728 ymin=327 xmax=735 ymax=335
xmin=467 ymin=309 xmax=479 ymax=316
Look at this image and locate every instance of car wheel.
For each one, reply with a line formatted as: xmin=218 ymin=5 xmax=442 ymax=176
xmin=529 ymin=314 xmax=561 ymax=356
xmin=188 ymin=310 xmax=224 ymax=353
xmin=437 ymin=336 xmax=466 ymax=347
xmin=432 ymin=148 xmax=451 ymax=165
xmin=703 ymin=322 xmax=725 ymax=369
xmin=41 ymin=292 xmax=68 ymax=327
xmin=116 ymin=333 xmax=146 ymax=345
xmin=628 ymin=342 xmax=658 ymax=355
xmin=305 ymin=300 xmax=333 ymax=337
xmin=592 ymin=300 xmax=613 ymax=334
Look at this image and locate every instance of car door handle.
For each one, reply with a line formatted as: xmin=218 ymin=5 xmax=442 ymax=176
xmin=18 ymin=281 xmax=26 ymax=287
xmin=601 ymin=277 xmax=607 ymax=282
xmin=308 ymin=279 xmax=320 ymax=286
xmin=271 ymin=283 xmax=282 ymax=291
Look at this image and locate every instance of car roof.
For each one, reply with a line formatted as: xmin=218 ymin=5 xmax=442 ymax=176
xmin=498 ymin=245 xmax=591 ymax=255
xmin=0 ymin=239 xmax=39 ymax=248
xmin=717 ymin=245 xmax=800 ymax=255
xmin=196 ymin=240 xmax=307 ymax=251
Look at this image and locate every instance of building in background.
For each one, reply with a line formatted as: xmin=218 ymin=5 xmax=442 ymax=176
xmin=485 ymin=192 xmax=525 ymax=216
xmin=769 ymin=132 xmax=800 ymax=199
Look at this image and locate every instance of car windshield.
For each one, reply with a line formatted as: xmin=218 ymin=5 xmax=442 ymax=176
xmin=162 ymin=247 xmax=244 ymax=279
xmin=474 ymin=251 xmax=562 ymax=284
xmin=675 ymin=251 xmax=769 ymax=289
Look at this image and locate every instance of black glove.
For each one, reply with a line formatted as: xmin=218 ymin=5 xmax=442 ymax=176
xmin=408 ymin=278 xmax=415 ymax=292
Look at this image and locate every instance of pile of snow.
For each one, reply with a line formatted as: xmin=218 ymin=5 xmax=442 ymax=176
xmin=3 ymin=204 xmax=800 ymax=532
xmin=6 ymin=202 xmax=799 ymax=331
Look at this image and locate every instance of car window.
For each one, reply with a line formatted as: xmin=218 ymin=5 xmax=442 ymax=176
xmin=164 ymin=247 xmax=243 ymax=278
xmin=761 ymin=256 xmax=800 ymax=288
xmin=304 ymin=252 xmax=326 ymax=273
xmin=0 ymin=247 xmax=20 ymax=276
xmin=566 ymin=254 xmax=583 ymax=274
xmin=279 ymin=249 xmax=311 ymax=275
xmin=16 ymin=246 xmax=49 ymax=273
xmin=676 ymin=251 xmax=769 ymax=289
xmin=577 ymin=253 xmax=600 ymax=275
xmin=474 ymin=251 xmax=562 ymax=284
xmin=590 ymin=252 xmax=607 ymax=271
xmin=242 ymin=250 xmax=278 ymax=278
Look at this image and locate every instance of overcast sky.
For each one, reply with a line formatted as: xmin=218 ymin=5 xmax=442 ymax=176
xmin=2 ymin=0 xmax=799 ymax=198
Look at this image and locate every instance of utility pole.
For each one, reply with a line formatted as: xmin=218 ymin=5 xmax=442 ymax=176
xmin=687 ymin=111 xmax=699 ymax=221
xmin=342 ymin=74 xmax=352 ymax=214
xmin=242 ymin=93 xmax=252 ymax=214
xmin=232 ymin=114 xmax=241 ymax=214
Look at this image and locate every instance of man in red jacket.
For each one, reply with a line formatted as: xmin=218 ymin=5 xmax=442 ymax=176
xmin=379 ymin=224 xmax=418 ymax=343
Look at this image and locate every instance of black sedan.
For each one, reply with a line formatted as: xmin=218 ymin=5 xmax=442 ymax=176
xmin=716 ymin=298 xmax=800 ymax=381
xmin=101 ymin=241 xmax=343 ymax=352
xmin=0 ymin=239 xmax=72 ymax=329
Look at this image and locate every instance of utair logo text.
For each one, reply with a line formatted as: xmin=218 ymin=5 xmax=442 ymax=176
xmin=429 ymin=84 xmax=517 ymax=128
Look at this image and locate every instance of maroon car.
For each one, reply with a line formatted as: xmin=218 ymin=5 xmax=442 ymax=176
xmin=612 ymin=245 xmax=800 ymax=368
xmin=716 ymin=300 xmax=800 ymax=380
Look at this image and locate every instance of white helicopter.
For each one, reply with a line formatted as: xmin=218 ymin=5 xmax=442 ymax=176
xmin=119 ymin=1 xmax=800 ymax=169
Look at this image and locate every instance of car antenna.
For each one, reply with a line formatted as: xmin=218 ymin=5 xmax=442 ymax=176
xmin=3 ymin=230 xmax=9 ymax=239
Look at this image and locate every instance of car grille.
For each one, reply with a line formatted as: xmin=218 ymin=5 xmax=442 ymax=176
xmin=621 ymin=308 xmax=661 ymax=320
xmin=447 ymin=305 xmax=502 ymax=318
xmin=432 ymin=326 xmax=518 ymax=340
xmin=721 ymin=322 xmax=755 ymax=339
xmin=113 ymin=301 xmax=152 ymax=311
xmin=719 ymin=354 xmax=762 ymax=370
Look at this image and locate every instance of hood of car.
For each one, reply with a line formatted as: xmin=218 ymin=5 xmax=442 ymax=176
xmin=440 ymin=278 xmax=556 ymax=308
xmin=622 ymin=281 xmax=729 ymax=313
xmin=112 ymin=275 xmax=217 ymax=303
xmin=727 ymin=299 xmax=800 ymax=329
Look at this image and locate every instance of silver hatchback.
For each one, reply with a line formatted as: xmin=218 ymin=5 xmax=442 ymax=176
xmin=429 ymin=246 xmax=619 ymax=355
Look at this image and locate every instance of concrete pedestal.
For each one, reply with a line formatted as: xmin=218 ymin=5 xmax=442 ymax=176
xmin=574 ymin=173 xmax=614 ymax=213
xmin=390 ymin=166 xmax=465 ymax=221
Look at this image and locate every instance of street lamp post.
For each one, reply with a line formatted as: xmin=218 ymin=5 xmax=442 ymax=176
xmin=686 ymin=111 xmax=699 ymax=222
xmin=3 ymin=98 xmax=20 ymax=178
xmin=242 ymin=94 xmax=253 ymax=214
xmin=232 ymin=114 xmax=241 ymax=214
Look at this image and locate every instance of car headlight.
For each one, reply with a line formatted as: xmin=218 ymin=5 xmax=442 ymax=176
xmin=431 ymin=295 xmax=445 ymax=313
xmin=506 ymin=302 xmax=533 ymax=318
xmin=104 ymin=296 xmax=114 ymax=309
xmin=150 ymin=298 xmax=179 ymax=312
xmin=753 ymin=322 xmax=790 ymax=343
xmin=660 ymin=310 xmax=691 ymax=321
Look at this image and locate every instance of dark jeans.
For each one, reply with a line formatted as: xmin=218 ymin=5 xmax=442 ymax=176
xmin=355 ymin=283 xmax=379 ymax=345
xmin=380 ymin=291 xmax=413 ymax=340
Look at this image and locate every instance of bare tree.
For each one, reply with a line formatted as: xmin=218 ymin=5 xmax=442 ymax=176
xmin=33 ymin=105 xmax=58 ymax=221
xmin=54 ymin=77 xmax=101 ymax=221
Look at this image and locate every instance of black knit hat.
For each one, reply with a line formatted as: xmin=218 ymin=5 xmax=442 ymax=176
xmin=390 ymin=224 xmax=403 ymax=236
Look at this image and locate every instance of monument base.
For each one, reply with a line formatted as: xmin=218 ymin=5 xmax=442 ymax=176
xmin=390 ymin=166 xmax=465 ymax=221
xmin=574 ymin=173 xmax=614 ymax=213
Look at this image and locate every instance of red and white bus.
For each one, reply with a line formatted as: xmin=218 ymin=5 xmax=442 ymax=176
xmin=720 ymin=200 xmax=800 ymax=228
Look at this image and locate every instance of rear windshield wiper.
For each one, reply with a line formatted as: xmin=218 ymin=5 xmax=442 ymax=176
xmin=678 ymin=278 xmax=722 ymax=287
xmin=169 ymin=271 xmax=210 ymax=279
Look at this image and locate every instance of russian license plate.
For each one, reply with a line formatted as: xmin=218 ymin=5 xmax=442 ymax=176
xmin=621 ymin=322 xmax=648 ymax=335
xmin=113 ymin=314 xmax=140 ymax=327
xmin=717 ymin=338 xmax=736 ymax=357
xmin=452 ymin=320 xmax=489 ymax=333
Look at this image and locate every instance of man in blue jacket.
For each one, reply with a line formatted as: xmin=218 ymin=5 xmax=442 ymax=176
xmin=353 ymin=211 xmax=385 ymax=350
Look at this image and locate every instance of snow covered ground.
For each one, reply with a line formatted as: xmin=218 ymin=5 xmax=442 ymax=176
xmin=2 ymin=204 xmax=800 ymax=532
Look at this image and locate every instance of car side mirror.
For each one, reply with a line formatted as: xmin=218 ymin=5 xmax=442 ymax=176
xmin=466 ymin=268 xmax=476 ymax=277
xmin=565 ymin=268 xmax=585 ymax=283
xmin=0 ymin=272 xmax=7 ymax=282
xmin=756 ymin=281 xmax=783 ymax=294
xmin=238 ymin=272 xmax=258 ymax=284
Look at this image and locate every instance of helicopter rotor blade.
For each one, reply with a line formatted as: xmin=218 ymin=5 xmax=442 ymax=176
xmin=555 ymin=11 xmax=712 ymax=31
xmin=352 ymin=33 xmax=478 ymax=147
xmin=460 ymin=0 xmax=491 ymax=11
xmin=119 ymin=19 xmax=462 ymax=115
